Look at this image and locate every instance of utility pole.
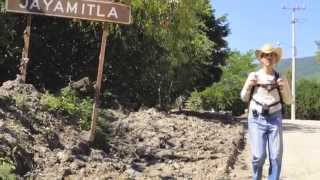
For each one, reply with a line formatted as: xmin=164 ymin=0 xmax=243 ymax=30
xmin=282 ymin=4 xmax=305 ymax=121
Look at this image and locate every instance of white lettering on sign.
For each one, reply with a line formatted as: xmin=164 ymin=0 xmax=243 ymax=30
xmin=11 ymin=0 xmax=132 ymax=24
xmin=66 ymin=2 xmax=78 ymax=14
xmin=19 ymin=1 xmax=28 ymax=9
xmin=107 ymin=7 xmax=118 ymax=18
xmin=43 ymin=0 xmax=54 ymax=11
xmin=87 ymin=4 xmax=95 ymax=16
xmin=96 ymin=5 xmax=104 ymax=17
xmin=81 ymin=3 xmax=85 ymax=15
xmin=53 ymin=1 xmax=64 ymax=13
xmin=17 ymin=0 xmax=121 ymax=19
xmin=30 ymin=0 xmax=40 ymax=10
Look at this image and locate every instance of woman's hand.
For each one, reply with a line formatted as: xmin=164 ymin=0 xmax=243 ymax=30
xmin=248 ymin=74 xmax=258 ymax=87
xmin=277 ymin=78 xmax=285 ymax=90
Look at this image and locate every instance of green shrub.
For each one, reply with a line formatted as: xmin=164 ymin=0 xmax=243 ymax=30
xmin=40 ymin=87 xmax=93 ymax=130
xmin=296 ymin=79 xmax=320 ymax=120
xmin=186 ymin=77 xmax=246 ymax=115
xmin=13 ymin=94 xmax=28 ymax=110
xmin=185 ymin=91 xmax=202 ymax=111
xmin=40 ymin=92 xmax=61 ymax=111
xmin=78 ymin=97 xmax=94 ymax=130
xmin=0 ymin=158 xmax=16 ymax=180
xmin=186 ymin=51 xmax=256 ymax=116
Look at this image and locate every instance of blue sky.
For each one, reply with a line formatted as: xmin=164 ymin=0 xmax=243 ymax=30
xmin=210 ymin=0 xmax=320 ymax=58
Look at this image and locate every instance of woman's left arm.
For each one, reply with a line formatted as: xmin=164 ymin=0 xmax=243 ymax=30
xmin=278 ymin=76 xmax=292 ymax=105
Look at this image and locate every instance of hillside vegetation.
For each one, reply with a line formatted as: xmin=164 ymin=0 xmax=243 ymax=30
xmin=276 ymin=56 xmax=320 ymax=80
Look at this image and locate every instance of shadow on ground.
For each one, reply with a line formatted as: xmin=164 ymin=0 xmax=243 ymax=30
xmin=282 ymin=122 xmax=320 ymax=133
xmin=237 ymin=115 xmax=320 ymax=134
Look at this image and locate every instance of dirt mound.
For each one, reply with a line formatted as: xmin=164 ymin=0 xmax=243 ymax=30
xmin=107 ymin=109 xmax=244 ymax=179
xmin=0 ymin=80 xmax=245 ymax=179
xmin=0 ymin=79 xmax=127 ymax=179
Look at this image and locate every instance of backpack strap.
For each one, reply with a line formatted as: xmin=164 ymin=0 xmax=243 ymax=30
xmin=249 ymin=86 xmax=255 ymax=103
xmin=248 ymin=72 xmax=257 ymax=103
xmin=248 ymin=70 xmax=285 ymax=114
xmin=274 ymin=71 xmax=285 ymax=114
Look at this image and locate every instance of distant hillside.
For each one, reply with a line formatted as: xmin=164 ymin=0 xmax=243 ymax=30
xmin=276 ymin=56 xmax=320 ymax=80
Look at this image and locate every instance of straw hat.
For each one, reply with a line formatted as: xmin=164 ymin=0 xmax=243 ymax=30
xmin=255 ymin=43 xmax=282 ymax=62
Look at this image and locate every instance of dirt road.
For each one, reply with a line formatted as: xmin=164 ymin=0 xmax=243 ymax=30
xmin=230 ymin=119 xmax=320 ymax=180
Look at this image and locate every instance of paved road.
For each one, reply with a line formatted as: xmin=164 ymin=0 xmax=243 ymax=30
xmin=281 ymin=120 xmax=320 ymax=180
xmin=230 ymin=119 xmax=320 ymax=180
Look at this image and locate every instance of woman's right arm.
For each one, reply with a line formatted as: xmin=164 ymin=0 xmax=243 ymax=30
xmin=240 ymin=72 xmax=256 ymax=102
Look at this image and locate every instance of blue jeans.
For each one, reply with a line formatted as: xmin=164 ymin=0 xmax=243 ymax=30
xmin=248 ymin=110 xmax=283 ymax=180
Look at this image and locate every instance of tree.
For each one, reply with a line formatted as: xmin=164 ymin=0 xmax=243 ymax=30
xmin=186 ymin=51 xmax=257 ymax=115
xmin=315 ymin=40 xmax=320 ymax=64
xmin=0 ymin=3 xmax=25 ymax=83
xmin=105 ymin=0 xmax=230 ymax=108
xmin=0 ymin=0 xmax=230 ymax=109
xmin=296 ymin=79 xmax=320 ymax=120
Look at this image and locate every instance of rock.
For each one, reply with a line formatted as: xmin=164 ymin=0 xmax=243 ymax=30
xmin=79 ymin=168 xmax=87 ymax=177
xmin=11 ymin=145 xmax=34 ymax=175
xmin=89 ymin=149 xmax=105 ymax=162
xmin=0 ymin=120 xmax=5 ymax=130
xmin=2 ymin=133 xmax=17 ymax=144
xmin=155 ymin=150 xmax=174 ymax=159
xmin=126 ymin=167 xmax=142 ymax=178
xmin=45 ymin=131 xmax=63 ymax=150
xmin=70 ymin=159 xmax=86 ymax=171
xmin=71 ymin=141 xmax=90 ymax=155
xmin=0 ymin=143 xmax=10 ymax=153
xmin=37 ymin=146 xmax=49 ymax=154
xmin=46 ymin=155 xmax=58 ymax=167
xmin=172 ymin=162 xmax=180 ymax=170
xmin=57 ymin=150 xmax=74 ymax=163
xmin=1 ymin=80 xmax=16 ymax=90
xmin=62 ymin=168 xmax=72 ymax=177
xmin=69 ymin=77 xmax=94 ymax=94
xmin=131 ymin=162 xmax=146 ymax=172
xmin=1 ymin=80 xmax=39 ymax=97
xmin=241 ymin=164 xmax=248 ymax=170
xmin=135 ymin=145 xmax=145 ymax=155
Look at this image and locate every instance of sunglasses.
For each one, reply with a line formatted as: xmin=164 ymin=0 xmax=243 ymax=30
xmin=261 ymin=53 xmax=277 ymax=58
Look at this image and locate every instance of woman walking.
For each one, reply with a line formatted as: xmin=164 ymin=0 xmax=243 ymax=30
xmin=241 ymin=43 xmax=292 ymax=180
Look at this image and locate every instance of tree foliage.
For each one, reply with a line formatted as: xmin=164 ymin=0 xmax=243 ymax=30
xmin=296 ymin=79 xmax=320 ymax=120
xmin=316 ymin=51 xmax=320 ymax=64
xmin=186 ymin=51 xmax=257 ymax=115
xmin=0 ymin=0 xmax=229 ymax=109
xmin=315 ymin=40 xmax=320 ymax=64
xmin=40 ymin=87 xmax=93 ymax=130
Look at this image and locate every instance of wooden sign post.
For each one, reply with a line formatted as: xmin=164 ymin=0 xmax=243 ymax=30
xmin=89 ymin=23 xmax=109 ymax=142
xmin=20 ymin=15 xmax=32 ymax=83
xmin=5 ymin=0 xmax=132 ymax=142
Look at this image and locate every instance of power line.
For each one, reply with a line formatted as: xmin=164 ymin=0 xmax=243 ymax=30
xmin=282 ymin=4 xmax=306 ymax=121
